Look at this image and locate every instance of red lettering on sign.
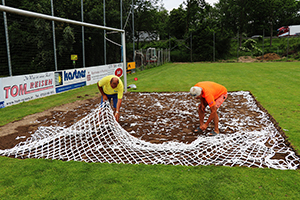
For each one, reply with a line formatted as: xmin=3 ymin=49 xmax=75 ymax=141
xmin=11 ymin=85 xmax=19 ymax=97
xmin=4 ymin=86 xmax=10 ymax=99
xmin=19 ymin=84 xmax=27 ymax=96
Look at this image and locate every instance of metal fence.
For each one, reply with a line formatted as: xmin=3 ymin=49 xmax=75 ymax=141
xmin=134 ymin=48 xmax=170 ymax=70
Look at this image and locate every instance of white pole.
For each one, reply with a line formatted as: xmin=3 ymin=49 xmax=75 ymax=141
xmin=103 ymin=0 xmax=106 ymax=65
xmin=50 ymin=0 xmax=58 ymax=71
xmin=0 ymin=5 xmax=124 ymax=33
xmin=2 ymin=1 xmax=12 ymax=76
xmin=132 ymin=0 xmax=135 ymax=62
xmin=81 ymin=0 xmax=85 ymax=67
xmin=122 ymin=32 xmax=127 ymax=92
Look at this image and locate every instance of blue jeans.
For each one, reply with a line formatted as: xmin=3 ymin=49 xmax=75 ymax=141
xmin=101 ymin=94 xmax=118 ymax=108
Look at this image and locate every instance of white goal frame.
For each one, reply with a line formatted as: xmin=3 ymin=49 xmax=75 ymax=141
xmin=0 ymin=5 xmax=128 ymax=91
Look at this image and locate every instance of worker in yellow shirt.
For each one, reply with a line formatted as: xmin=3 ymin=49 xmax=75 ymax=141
xmin=97 ymin=75 xmax=124 ymax=122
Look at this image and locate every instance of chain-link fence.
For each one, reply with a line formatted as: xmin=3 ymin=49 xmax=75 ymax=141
xmin=134 ymin=48 xmax=170 ymax=70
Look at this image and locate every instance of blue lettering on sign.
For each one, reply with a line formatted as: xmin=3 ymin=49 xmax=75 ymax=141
xmin=56 ymin=81 xmax=86 ymax=93
xmin=0 ymin=101 xmax=5 ymax=108
xmin=64 ymin=70 xmax=86 ymax=81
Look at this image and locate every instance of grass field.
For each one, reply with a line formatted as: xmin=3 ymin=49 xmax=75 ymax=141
xmin=1 ymin=62 xmax=300 ymax=199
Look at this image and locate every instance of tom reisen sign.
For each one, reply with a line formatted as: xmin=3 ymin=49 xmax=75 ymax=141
xmin=0 ymin=72 xmax=55 ymax=108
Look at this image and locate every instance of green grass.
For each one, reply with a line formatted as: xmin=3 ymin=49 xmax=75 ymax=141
xmin=1 ymin=157 xmax=300 ymax=199
xmin=1 ymin=62 xmax=300 ymax=199
xmin=0 ymin=84 xmax=100 ymax=126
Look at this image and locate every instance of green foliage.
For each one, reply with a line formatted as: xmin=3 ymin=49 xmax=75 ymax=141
xmin=170 ymin=50 xmax=191 ymax=62
xmin=240 ymin=38 xmax=263 ymax=56
xmin=168 ymin=6 xmax=186 ymax=39
xmin=140 ymin=40 xmax=169 ymax=49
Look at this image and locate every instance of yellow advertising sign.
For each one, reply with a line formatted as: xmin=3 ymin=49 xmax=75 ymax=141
xmin=127 ymin=62 xmax=136 ymax=70
xmin=71 ymin=54 xmax=78 ymax=61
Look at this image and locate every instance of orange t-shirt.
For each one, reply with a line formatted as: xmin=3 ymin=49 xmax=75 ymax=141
xmin=194 ymin=81 xmax=227 ymax=107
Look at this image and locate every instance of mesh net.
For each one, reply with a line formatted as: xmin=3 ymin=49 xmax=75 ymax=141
xmin=0 ymin=91 xmax=299 ymax=170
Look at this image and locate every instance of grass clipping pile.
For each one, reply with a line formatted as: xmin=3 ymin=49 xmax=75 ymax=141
xmin=0 ymin=91 xmax=299 ymax=170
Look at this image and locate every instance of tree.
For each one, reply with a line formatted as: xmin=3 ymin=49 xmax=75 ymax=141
xmin=168 ymin=6 xmax=186 ymax=39
xmin=263 ymin=0 xmax=299 ymax=46
xmin=215 ymin=0 xmax=251 ymax=47
xmin=132 ymin=0 xmax=163 ymax=49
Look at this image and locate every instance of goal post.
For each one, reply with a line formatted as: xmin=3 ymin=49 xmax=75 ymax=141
xmin=0 ymin=5 xmax=127 ymax=91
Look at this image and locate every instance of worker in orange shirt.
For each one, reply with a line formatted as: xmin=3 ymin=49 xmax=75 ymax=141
xmin=190 ymin=81 xmax=227 ymax=136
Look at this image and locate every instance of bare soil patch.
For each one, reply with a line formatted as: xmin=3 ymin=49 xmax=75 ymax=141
xmin=0 ymin=91 xmax=290 ymax=149
xmin=238 ymin=53 xmax=282 ymax=62
xmin=238 ymin=56 xmax=258 ymax=62
xmin=0 ymin=91 xmax=299 ymax=169
xmin=257 ymin=53 xmax=281 ymax=61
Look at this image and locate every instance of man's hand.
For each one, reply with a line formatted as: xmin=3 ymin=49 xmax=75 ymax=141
xmin=200 ymin=124 xmax=208 ymax=131
xmin=102 ymin=94 xmax=108 ymax=101
xmin=98 ymin=85 xmax=108 ymax=101
xmin=114 ymin=112 xmax=120 ymax=122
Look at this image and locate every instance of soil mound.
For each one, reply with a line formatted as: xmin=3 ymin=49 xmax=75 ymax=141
xmin=238 ymin=56 xmax=257 ymax=62
xmin=257 ymin=53 xmax=281 ymax=61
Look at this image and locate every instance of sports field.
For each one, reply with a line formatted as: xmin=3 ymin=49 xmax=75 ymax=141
xmin=0 ymin=62 xmax=300 ymax=199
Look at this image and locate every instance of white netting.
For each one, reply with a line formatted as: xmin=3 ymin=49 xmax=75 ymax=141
xmin=0 ymin=91 xmax=299 ymax=170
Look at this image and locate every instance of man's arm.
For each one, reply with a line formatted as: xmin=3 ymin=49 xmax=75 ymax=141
xmin=114 ymin=99 xmax=122 ymax=122
xmin=97 ymin=83 xmax=107 ymax=101
xmin=200 ymin=105 xmax=217 ymax=130
xmin=199 ymin=96 xmax=207 ymax=112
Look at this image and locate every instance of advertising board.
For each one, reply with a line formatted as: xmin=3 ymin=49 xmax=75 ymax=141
xmin=86 ymin=63 xmax=123 ymax=86
xmin=55 ymin=68 xmax=86 ymax=93
xmin=0 ymin=72 xmax=55 ymax=108
xmin=0 ymin=79 xmax=4 ymax=108
xmin=0 ymin=62 xmax=124 ymax=108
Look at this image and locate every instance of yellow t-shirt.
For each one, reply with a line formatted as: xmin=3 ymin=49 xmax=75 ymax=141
xmin=97 ymin=75 xmax=124 ymax=99
xmin=194 ymin=81 xmax=227 ymax=107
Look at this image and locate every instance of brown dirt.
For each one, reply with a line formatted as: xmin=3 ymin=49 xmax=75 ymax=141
xmin=238 ymin=53 xmax=282 ymax=62
xmin=0 ymin=96 xmax=100 ymax=149
xmin=0 ymin=92 xmax=292 ymax=150
xmin=238 ymin=56 xmax=258 ymax=62
xmin=256 ymin=53 xmax=281 ymax=61
xmin=0 ymin=91 xmax=299 ymax=169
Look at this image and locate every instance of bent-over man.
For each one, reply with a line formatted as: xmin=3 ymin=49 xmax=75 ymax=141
xmin=97 ymin=75 xmax=124 ymax=122
xmin=190 ymin=81 xmax=227 ymax=136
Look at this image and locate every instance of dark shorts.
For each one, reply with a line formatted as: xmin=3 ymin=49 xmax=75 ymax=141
xmin=101 ymin=94 xmax=118 ymax=108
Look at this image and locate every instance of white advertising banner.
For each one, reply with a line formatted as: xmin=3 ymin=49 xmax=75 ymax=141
xmin=55 ymin=68 xmax=87 ymax=93
xmin=0 ymin=72 xmax=55 ymax=108
xmin=0 ymin=78 xmax=4 ymax=108
xmin=86 ymin=63 xmax=124 ymax=86
xmin=0 ymin=63 xmax=124 ymax=108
